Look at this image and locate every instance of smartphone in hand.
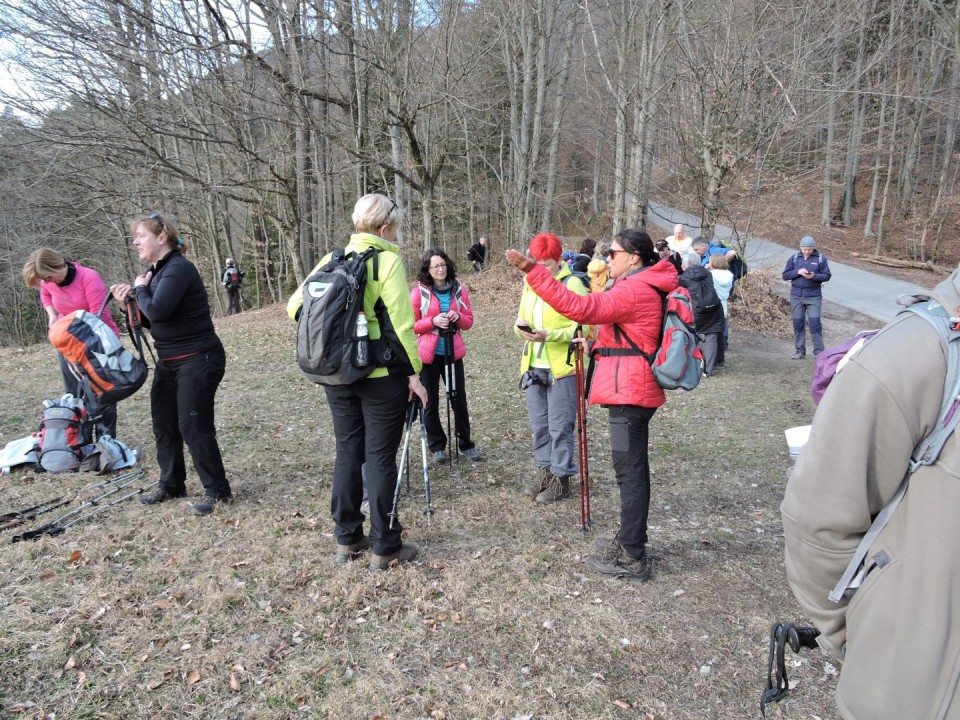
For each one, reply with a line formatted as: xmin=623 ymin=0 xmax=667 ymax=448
xmin=517 ymin=321 xmax=533 ymax=333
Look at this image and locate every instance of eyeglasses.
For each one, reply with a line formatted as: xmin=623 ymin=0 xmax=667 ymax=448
xmin=430 ymin=263 xmax=447 ymax=270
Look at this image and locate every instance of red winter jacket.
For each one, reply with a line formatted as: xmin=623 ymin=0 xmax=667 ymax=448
xmin=525 ymin=259 xmax=678 ymax=408
xmin=411 ymin=281 xmax=474 ymax=364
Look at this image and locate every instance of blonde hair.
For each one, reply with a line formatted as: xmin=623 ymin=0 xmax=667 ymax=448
xmin=709 ymin=252 xmax=729 ymax=270
xmin=131 ymin=212 xmax=186 ymax=252
xmin=22 ymin=248 xmax=66 ymax=288
xmin=352 ymin=194 xmax=401 ymax=234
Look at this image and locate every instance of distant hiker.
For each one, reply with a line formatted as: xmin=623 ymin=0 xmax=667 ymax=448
xmin=665 ymin=224 xmax=692 ymax=255
xmin=287 ymin=193 xmax=427 ymax=570
xmin=411 ymin=248 xmax=481 ymax=463
xmin=572 ymin=238 xmax=596 ymax=274
xmin=782 ymin=235 xmax=831 ymax=359
xmin=782 ymin=267 xmax=960 ymax=719
xmin=514 ymin=233 xmax=589 ymax=505
xmin=22 ymin=247 xmax=120 ymax=439
xmin=221 ymin=258 xmax=244 ymax=315
xmin=708 ymin=252 xmax=734 ymax=369
xmin=679 ymin=252 xmax=724 ymax=377
xmin=110 ymin=212 xmax=232 ymax=517
xmin=655 ymin=239 xmax=683 ymax=274
xmin=467 ymin=236 xmax=488 ymax=272
xmin=506 ymin=228 xmax=678 ymax=580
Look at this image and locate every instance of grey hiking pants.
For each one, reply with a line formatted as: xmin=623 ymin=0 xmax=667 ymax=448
xmin=525 ymin=373 xmax=577 ymax=478
xmin=791 ymin=296 xmax=824 ymax=355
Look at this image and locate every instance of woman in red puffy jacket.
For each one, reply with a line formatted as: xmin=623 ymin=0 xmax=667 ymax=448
xmin=506 ymin=228 xmax=678 ymax=581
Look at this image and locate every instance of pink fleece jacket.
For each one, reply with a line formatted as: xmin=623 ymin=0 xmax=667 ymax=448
xmin=40 ymin=263 xmax=120 ymax=336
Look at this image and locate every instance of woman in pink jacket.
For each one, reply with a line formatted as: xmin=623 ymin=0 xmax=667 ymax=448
xmin=506 ymin=228 xmax=678 ymax=580
xmin=22 ymin=247 xmax=120 ymax=438
xmin=411 ymin=248 xmax=481 ymax=463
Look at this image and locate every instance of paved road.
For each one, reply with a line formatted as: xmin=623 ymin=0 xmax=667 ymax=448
xmin=647 ymin=202 xmax=931 ymax=324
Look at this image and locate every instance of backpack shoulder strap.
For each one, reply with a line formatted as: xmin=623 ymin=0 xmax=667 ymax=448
xmin=419 ymin=285 xmax=432 ymax=319
xmin=829 ymin=299 xmax=960 ymax=603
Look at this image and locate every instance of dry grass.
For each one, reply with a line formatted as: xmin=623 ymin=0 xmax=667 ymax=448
xmin=0 ymin=271 xmax=870 ymax=720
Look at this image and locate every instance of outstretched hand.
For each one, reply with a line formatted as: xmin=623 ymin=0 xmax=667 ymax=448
xmin=505 ymin=249 xmax=536 ymax=273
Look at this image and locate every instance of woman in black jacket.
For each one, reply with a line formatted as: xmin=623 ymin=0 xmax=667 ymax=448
xmin=678 ymin=253 xmax=724 ymax=376
xmin=111 ymin=212 xmax=232 ymax=515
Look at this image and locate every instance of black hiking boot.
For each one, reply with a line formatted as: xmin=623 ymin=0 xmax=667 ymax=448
xmin=191 ymin=494 xmax=232 ymax=516
xmin=335 ymin=537 xmax=370 ymax=564
xmin=588 ymin=549 xmax=651 ymax=581
xmin=140 ymin=488 xmax=186 ymax=506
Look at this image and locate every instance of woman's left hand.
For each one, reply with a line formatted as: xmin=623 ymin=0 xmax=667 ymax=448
xmin=505 ymin=249 xmax=535 ymax=273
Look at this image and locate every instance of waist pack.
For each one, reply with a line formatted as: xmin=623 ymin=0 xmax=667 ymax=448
xmin=48 ymin=298 xmax=151 ymax=415
xmin=590 ymin=287 xmax=704 ymax=392
xmin=36 ymin=395 xmax=93 ymax=472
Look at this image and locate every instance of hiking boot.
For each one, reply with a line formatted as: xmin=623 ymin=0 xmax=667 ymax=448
xmin=335 ymin=536 xmax=370 ymax=564
xmin=593 ymin=535 xmax=623 ymax=563
xmin=462 ymin=446 xmax=482 ymax=462
xmin=369 ymin=542 xmax=419 ymax=571
xmin=524 ymin=467 xmax=552 ymax=497
xmin=432 ymin=450 xmax=449 ymax=464
xmin=191 ymin=494 xmax=232 ymax=516
xmin=588 ymin=550 xmax=651 ymax=581
xmin=791 ymin=351 xmax=805 ymax=360
xmin=535 ymin=475 xmax=570 ymax=504
xmin=140 ymin=488 xmax=186 ymax=505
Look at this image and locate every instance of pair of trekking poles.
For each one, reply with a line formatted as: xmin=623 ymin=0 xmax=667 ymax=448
xmin=2 ymin=469 xmax=154 ymax=541
xmin=388 ymin=399 xmax=433 ymax=529
xmin=567 ymin=327 xmax=592 ymax=532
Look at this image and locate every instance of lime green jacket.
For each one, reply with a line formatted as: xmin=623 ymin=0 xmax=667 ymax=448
xmin=287 ymin=233 xmax=422 ymax=378
xmin=514 ymin=264 xmax=590 ymax=379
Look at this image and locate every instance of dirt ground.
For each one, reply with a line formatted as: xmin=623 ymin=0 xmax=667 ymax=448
xmin=0 ymin=258 xmax=880 ymax=720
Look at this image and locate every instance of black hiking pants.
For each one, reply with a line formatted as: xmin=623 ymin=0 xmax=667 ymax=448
xmin=226 ymin=287 xmax=242 ymax=314
xmin=420 ymin=357 xmax=474 ymax=453
xmin=608 ymin=404 xmax=657 ymax=560
xmin=151 ymin=344 xmax=231 ymax=499
xmin=325 ymin=373 xmax=409 ymax=556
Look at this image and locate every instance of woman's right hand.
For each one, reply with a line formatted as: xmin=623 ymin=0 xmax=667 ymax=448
xmin=408 ymin=374 xmax=428 ymax=407
xmin=505 ymin=249 xmax=535 ymax=273
xmin=110 ymin=283 xmax=133 ymax=304
xmin=433 ymin=314 xmax=450 ymax=330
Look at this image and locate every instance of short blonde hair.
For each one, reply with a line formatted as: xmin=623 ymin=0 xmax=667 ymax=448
xmin=352 ymin=194 xmax=401 ymax=234
xmin=22 ymin=248 xmax=66 ymax=288
xmin=709 ymin=252 xmax=729 ymax=270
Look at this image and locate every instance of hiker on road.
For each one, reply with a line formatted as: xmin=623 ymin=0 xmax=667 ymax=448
xmin=287 ymin=194 xmax=427 ymax=570
xmin=513 ymin=233 xmax=589 ymax=506
xmin=411 ymin=248 xmax=481 ymax=464
xmin=23 ymin=247 xmax=120 ymax=439
xmin=221 ymin=258 xmax=244 ymax=315
xmin=665 ymin=224 xmax=692 ymax=255
xmin=782 ymin=267 xmax=960 ymax=719
xmin=110 ymin=212 xmax=232 ymax=517
xmin=507 ymin=228 xmax=677 ymax=581
xmin=782 ymin=235 xmax=831 ymax=359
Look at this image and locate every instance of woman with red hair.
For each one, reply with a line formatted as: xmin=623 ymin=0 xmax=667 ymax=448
xmin=514 ymin=233 xmax=590 ymax=504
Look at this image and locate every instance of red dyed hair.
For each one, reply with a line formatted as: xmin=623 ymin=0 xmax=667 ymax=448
xmin=528 ymin=233 xmax=562 ymax=262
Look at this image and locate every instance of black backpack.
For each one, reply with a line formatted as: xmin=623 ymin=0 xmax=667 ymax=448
xmin=296 ymin=248 xmax=386 ymax=386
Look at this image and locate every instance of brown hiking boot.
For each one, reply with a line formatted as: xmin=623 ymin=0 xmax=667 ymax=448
xmin=523 ymin=467 xmax=551 ymax=497
xmin=593 ymin=535 xmax=622 ymax=563
xmin=335 ymin=536 xmax=370 ymax=564
xmin=587 ymin=550 xmax=651 ymax=581
xmin=369 ymin=542 xmax=419 ymax=571
xmin=535 ymin=474 xmax=570 ymax=504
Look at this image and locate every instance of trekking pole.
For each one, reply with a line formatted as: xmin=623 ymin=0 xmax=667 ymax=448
xmin=443 ymin=327 xmax=459 ymax=464
xmin=13 ymin=468 xmax=145 ymax=541
xmin=389 ymin=401 xmax=418 ymax=529
xmin=84 ymin=468 xmax=146 ymax=491
xmin=419 ymin=402 xmax=433 ymax=527
xmin=760 ymin=622 xmax=821 ymax=715
xmin=568 ymin=328 xmax=591 ymax=532
xmin=0 ymin=496 xmax=70 ymax=532
xmin=42 ymin=481 xmax=159 ymax=538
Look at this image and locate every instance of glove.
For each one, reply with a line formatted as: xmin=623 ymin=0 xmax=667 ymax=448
xmin=505 ymin=249 xmax=535 ymax=273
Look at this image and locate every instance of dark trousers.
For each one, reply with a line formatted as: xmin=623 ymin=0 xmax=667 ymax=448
xmin=608 ymin=405 xmax=657 ymax=560
xmin=791 ymin=296 xmax=824 ymax=355
xmin=152 ymin=345 xmax=231 ymax=499
xmin=226 ymin=288 xmax=242 ymax=314
xmin=420 ymin=357 xmax=473 ymax=453
xmin=325 ymin=373 xmax=409 ymax=556
xmin=57 ymin=351 xmax=117 ymax=439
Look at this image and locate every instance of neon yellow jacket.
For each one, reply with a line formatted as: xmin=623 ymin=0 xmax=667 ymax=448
xmin=287 ymin=233 xmax=422 ymax=378
xmin=514 ymin=264 xmax=590 ymax=379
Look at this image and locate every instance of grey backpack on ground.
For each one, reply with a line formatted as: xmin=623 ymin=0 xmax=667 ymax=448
xmin=36 ymin=395 xmax=93 ymax=472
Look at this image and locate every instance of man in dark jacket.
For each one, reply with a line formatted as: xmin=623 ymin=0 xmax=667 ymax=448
xmin=467 ymin=237 xmax=487 ymax=272
xmin=221 ymin=258 xmax=244 ymax=315
xmin=782 ymin=236 xmax=831 ymax=359
xmin=679 ymin=253 xmax=724 ymax=376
